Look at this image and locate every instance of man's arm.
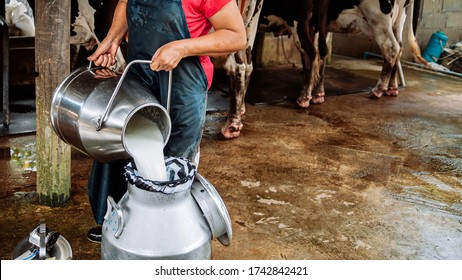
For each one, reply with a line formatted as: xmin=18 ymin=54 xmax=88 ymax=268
xmin=87 ymin=0 xmax=128 ymax=67
xmin=150 ymin=1 xmax=246 ymax=71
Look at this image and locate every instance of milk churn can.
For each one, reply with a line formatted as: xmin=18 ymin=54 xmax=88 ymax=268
xmin=101 ymin=158 xmax=232 ymax=260
xmin=50 ymin=60 xmax=171 ymax=162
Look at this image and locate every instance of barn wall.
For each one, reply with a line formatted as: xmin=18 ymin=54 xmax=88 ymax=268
xmin=332 ymin=0 xmax=462 ymax=62
xmin=254 ymin=31 xmax=302 ymax=68
xmin=416 ymin=0 xmax=462 ymax=48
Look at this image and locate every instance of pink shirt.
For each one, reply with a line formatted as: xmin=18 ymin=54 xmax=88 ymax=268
xmin=182 ymin=0 xmax=232 ymax=88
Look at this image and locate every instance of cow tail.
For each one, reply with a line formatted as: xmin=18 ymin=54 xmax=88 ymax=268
xmin=406 ymin=0 xmax=429 ymax=66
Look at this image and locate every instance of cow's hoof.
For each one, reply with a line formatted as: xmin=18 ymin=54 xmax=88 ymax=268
xmin=366 ymin=90 xmax=383 ymax=99
xmin=219 ymin=123 xmax=243 ymax=140
xmin=311 ymin=93 xmax=325 ymax=104
xmin=297 ymin=98 xmax=311 ymax=108
xmin=385 ymin=88 xmax=399 ymax=96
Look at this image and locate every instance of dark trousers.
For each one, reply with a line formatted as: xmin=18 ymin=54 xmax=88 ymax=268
xmin=87 ymin=159 xmax=131 ymax=225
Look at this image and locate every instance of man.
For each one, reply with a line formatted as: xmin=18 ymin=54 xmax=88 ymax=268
xmin=86 ymin=0 xmax=246 ymax=243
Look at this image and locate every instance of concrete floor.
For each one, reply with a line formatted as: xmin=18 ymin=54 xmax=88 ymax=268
xmin=1 ymin=57 xmax=462 ymax=260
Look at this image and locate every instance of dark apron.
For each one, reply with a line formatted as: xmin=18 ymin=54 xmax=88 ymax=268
xmin=88 ymin=0 xmax=208 ymax=224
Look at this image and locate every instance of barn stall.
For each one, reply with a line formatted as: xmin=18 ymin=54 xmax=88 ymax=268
xmin=0 ymin=0 xmax=461 ymax=262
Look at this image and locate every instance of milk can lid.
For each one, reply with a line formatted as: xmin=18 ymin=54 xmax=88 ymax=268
xmin=191 ymin=172 xmax=233 ymax=246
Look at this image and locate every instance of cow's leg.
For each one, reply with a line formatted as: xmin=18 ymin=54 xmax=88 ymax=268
xmin=385 ymin=72 xmax=399 ymax=96
xmin=311 ymin=34 xmax=334 ymax=104
xmin=221 ymin=49 xmax=252 ymax=139
xmin=311 ymin=4 xmax=330 ymax=105
xmin=295 ymin=1 xmax=317 ymax=108
xmin=296 ymin=37 xmax=313 ymax=107
xmin=311 ymin=65 xmax=326 ymax=104
xmin=367 ymin=26 xmax=400 ymax=99
xmin=384 ymin=52 xmax=401 ymax=97
xmin=361 ymin=5 xmax=400 ymax=99
xmin=385 ymin=1 xmax=408 ymax=97
xmin=220 ymin=0 xmax=264 ymax=139
xmin=373 ymin=32 xmax=400 ymax=99
xmin=311 ymin=51 xmax=329 ymax=104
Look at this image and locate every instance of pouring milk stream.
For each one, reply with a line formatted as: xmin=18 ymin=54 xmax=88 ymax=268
xmin=122 ymin=62 xmax=172 ymax=181
xmin=124 ymin=114 xmax=168 ymax=181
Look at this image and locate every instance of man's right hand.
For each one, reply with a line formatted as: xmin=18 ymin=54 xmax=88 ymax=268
xmin=87 ymin=38 xmax=119 ymax=68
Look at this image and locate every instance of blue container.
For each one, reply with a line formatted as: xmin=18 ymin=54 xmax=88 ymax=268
xmin=422 ymin=31 xmax=448 ymax=63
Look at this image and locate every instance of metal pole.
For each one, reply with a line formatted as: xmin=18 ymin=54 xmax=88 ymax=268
xmin=396 ymin=60 xmax=406 ymax=87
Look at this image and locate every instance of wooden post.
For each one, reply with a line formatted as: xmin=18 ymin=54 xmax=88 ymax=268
xmin=1 ymin=1 xmax=9 ymax=126
xmin=35 ymin=0 xmax=71 ymax=206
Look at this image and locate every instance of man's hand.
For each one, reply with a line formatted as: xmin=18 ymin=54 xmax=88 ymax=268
xmin=150 ymin=41 xmax=185 ymax=72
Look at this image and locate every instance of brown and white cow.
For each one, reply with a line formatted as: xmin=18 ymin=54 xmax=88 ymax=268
xmin=220 ymin=0 xmax=427 ymax=139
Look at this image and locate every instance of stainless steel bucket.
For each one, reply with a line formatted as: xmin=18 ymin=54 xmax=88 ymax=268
xmin=50 ymin=60 xmax=171 ymax=162
xmin=101 ymin=159 xmax=232 ymax=260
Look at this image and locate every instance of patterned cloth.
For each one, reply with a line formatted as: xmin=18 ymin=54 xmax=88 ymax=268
xmin=124 ymin=157 xmax=196 ymax=194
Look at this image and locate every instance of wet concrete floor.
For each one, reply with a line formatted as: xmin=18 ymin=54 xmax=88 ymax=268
xmin=1 ymin=57 xmax=462 ymax=260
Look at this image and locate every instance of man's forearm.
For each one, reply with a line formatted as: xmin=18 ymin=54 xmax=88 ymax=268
xmin=106 ymin=0 xmax=129 ymax=45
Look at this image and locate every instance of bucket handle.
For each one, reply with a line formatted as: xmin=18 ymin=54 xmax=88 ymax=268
xmin=88 ymin=60 xmax=173 ymax=131
xmin=105 ymin=196 xmax=124 ymax=238
xmin=38 ymin=220 xmax=47 ymax=260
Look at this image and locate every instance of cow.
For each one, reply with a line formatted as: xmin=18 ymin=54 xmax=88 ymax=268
xmin=220 ymin=0 xmax=427 ymax=139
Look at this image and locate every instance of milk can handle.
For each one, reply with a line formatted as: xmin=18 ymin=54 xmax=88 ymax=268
xmin=38 ymin=220 xmax=47 ymax=260
xmin=105 ymin=196 xmax=124 ymax=238
xmin=89 ymin=60 xmax=173 ymax=131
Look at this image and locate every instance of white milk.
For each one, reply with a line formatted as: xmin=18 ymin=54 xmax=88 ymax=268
xmin=124 ymin=113 xmax=168 ymax=181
